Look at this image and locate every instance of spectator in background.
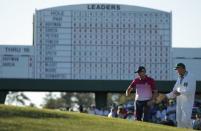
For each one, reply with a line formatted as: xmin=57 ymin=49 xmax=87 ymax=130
xmin=87 ymin=105 xmax=96 ymax=115
xmin=156 ymin=104 xmax=167 ymax=123
xmin=126 ymin=66 xmax=158 ymax=122
xmin=94 ymin=107 xmax=103 ymax=115
xmin=103 ymin=107 xmax=109 ymax=116
xmin=79 ymin=104 xmax=83 ymax=113
xmin=126 ymin=109 xmax=135 ymax=120
xmin=193 ymin=113 xmax=201 ymax=130
xmin=108 ymin=107 xmax=117 ymax=118
xmin=117 ymin=105 xmax=127 ymax=119
xmin=166 ymin=100 xmax=176 ymax=125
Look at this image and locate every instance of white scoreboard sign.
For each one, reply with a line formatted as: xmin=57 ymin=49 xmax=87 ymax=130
xmin=0 ymin=46 xmax=34 ymax=78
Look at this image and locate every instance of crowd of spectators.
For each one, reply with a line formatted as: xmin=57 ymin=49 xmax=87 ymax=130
xmin=84 ymin=99 xmax=201 ymax=129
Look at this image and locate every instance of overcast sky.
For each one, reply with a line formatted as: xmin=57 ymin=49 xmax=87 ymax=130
xmin=1 ymin=0 xmax=201 ymax=107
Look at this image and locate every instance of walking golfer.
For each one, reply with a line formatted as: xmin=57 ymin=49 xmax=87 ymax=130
xmin=126 ymin=66 xmax=158 ymax=121
xmin=157 ymin=63 xmax=196 ymax=128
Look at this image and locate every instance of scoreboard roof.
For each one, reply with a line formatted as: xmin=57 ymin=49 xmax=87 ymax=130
xmin=37 ymin=4 xmax=170 ymax=13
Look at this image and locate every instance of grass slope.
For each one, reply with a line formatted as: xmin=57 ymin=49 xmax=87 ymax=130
xmin=0 ymin=105 xmax=192 ymax=131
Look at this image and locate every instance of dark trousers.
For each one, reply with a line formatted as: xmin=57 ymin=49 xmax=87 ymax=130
xmin=135 ymin=100 xmax=150 ymax=122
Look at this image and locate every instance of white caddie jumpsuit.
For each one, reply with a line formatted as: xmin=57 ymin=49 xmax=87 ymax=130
xmin=166 ymin=72 xmax=196 ymax=128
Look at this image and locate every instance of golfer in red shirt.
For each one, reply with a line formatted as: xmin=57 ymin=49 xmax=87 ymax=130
xmin=126 ymin=66 xmax=158 ymax=121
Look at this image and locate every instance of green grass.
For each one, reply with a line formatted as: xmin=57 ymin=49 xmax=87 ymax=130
xmin=0 ymin=105 xmax=193 ymax=131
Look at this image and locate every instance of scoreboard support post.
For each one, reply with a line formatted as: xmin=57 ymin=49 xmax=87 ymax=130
xmin=0 ymin=91 xmax=8 ymax=104
xmin=95 ymin=92 xmax=107 ymax=109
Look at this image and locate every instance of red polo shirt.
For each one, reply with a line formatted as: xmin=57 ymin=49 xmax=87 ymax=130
xmin=130 ymin=76 xmax=156 ymax=101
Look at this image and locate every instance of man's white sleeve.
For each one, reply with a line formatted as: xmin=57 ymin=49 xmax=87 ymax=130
xmin=166 ymin=79 xmax=178 ymax=99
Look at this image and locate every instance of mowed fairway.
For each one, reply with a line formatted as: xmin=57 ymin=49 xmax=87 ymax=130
xmin=0 ymin=105 xmax=192 ymax=131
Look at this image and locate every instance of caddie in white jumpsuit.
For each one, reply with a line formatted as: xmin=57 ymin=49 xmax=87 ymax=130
xmin=166 ymin=63 xmax=196 ymax=128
